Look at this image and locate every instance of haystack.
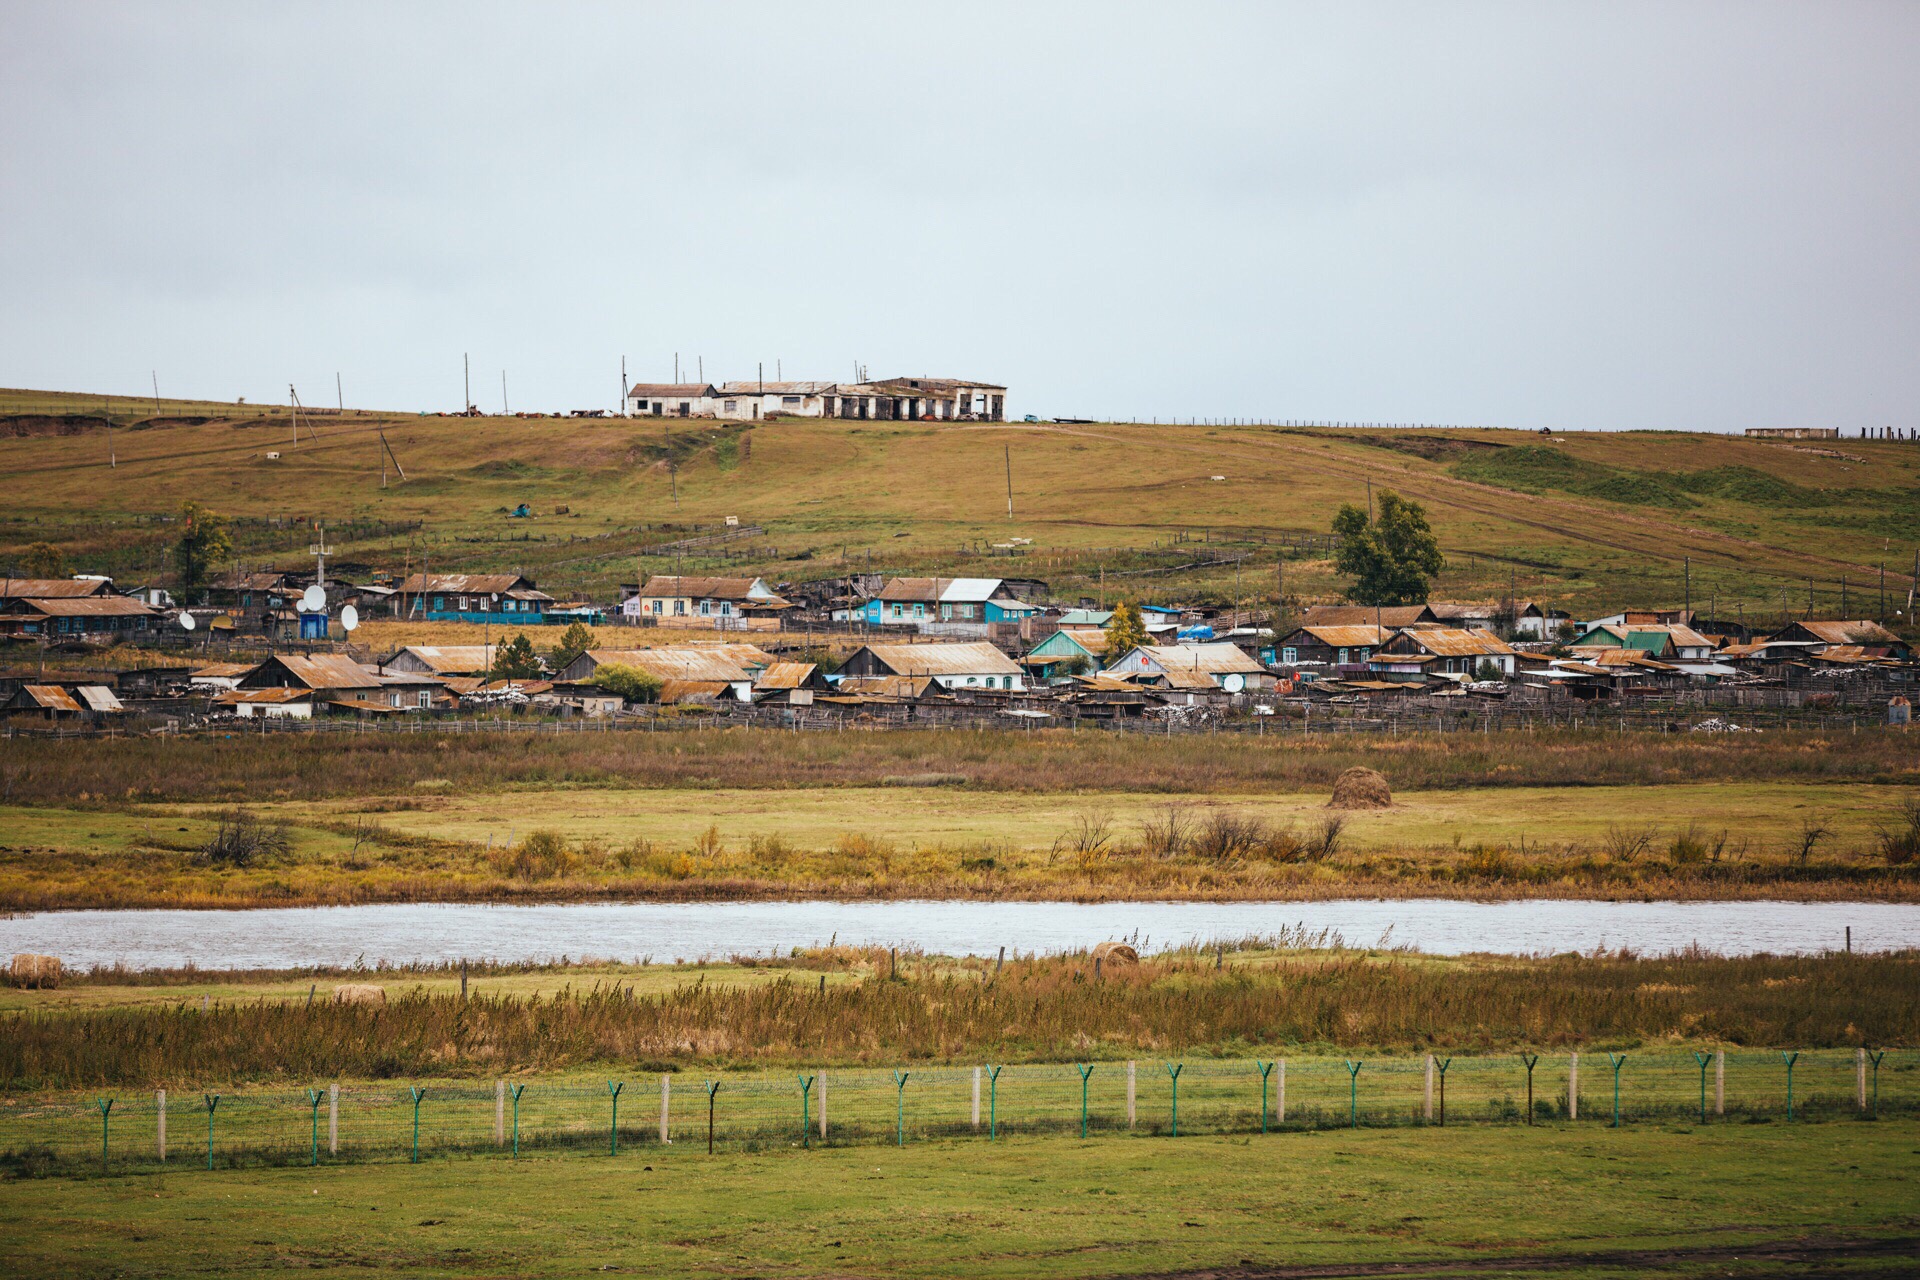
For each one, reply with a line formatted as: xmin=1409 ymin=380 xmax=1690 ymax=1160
xmin=1327 ymin=766 xmax=1392 ymax=810
xmin=332 ymin=983 xmax=387 ymax=1006
xmin=8 ymin=953 xmax=62 ymax=989
xmin=1090 ymin=941 xmax=1140 ymax=967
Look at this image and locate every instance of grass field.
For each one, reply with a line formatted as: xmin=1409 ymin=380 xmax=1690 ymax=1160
xmin=4 ymin=386 xmax=1917 ymax=615
xmin=4 ymin=1124 xmax=1917 ymax=1278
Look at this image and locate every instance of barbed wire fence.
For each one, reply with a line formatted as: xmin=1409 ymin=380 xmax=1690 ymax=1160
xmin=4 ymin=1048 xmax=1912 ymax=1178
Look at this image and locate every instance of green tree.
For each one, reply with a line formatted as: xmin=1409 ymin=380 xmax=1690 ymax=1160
xmin=593 ymin=661 xmax=664 ymax=703
xmin=1331 ymin=490 xmax=1444 ymax=606
xmin=1104 ymin=600 xmax=1149 ymax=657
xmin=489 ymin=633 xmax=543 ymax=679
xmin=173 ymin=501 xmax=233 ymax=605
xmin=549 ymin=620 xmax=598 ymax=670
xmin=19 ymin=541 xmax=67 ymax=578
xmin=1474 ymin=658 xmax=1506 ymax=682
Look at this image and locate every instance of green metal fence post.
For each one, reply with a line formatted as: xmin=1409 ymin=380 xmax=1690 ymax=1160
xmin=1344 ymin=1060 xmax=1364 ymax=1128
xmin=1866 ymin=1049 xmax=1885 ymax=1118
xmin=1779 ymin=1052 xmax=1798 ymax=1121
xmin=1691 ymin=1051 xmax=1711 ymax=1124
xmin=1165 ymin=1063 xmax=1183 ymax=1136
xmin=507 ymin=1083 xmax=526 ymax=1157
xmin=409 ymin=1086 xmax=426 ymax=1162
xmin=1606 ymin=1054 xmax=1626 ymax=1128
xmin=95 ymin=1097 xmax=114 ymax=1171
xmin=1256 ymin=1060 xmax=1275 ymax=1134
xmin=892 ymin=1071 xmax=910 ymax=1147
xmin=798 ymin=1074 xmax=815 ymax=1149
xmin=1075 ymin=1064 xmax=1094 ymax=1138
xmin=608 ymin=1080 xmax=625 ymax=1156
xmin=1519 ymin=1054 xmax=1539 ymax=1126
xmin=306 ymin=1089 xmax=324 ymax=1165
xmin=985 ymin=1065 xmax=1003 ymax=1141
xmin=1435 ymin=1057 xmax=1452 ymax=1126
xmin=203 ymin=1093 xmax=220 ymax=1171
xmin=703 ymin=1080 xmax=720 ymax=1154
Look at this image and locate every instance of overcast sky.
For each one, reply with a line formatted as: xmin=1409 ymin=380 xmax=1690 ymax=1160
xmin=2 ymin=3 xmax=1916 ymax=430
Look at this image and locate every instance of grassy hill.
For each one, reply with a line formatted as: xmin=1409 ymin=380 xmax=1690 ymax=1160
xmin=3 ymin=386 xmax=1917 ymax=621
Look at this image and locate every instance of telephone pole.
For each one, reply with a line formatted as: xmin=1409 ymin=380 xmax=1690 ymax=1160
xmin=463 ymin=352 xmax=470 ymax=414
xmin=1004 ymin=446 xmax=1014 ymax=520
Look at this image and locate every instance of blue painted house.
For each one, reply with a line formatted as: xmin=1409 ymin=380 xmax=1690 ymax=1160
xmin=395 ymin=572 xmax=552 ymax=624
xmin=861 ymin=577 xmax=1041 ymax=632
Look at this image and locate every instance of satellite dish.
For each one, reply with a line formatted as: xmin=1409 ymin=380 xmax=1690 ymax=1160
xmin=1222 ymin=672 xmax=1246 ymax=693
xmin=301 ymin=585 xmax=325 ymax=612
xmin=340 ymin=604 xmax=359 ymax=632
xmin=179 ymin=612 xmax=196 ymax=631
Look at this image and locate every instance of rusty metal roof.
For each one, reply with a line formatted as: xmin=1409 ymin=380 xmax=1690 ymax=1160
xmin=834 ymin=675 xmax=940 ymax=699
xmin=1300 ymin=605 xmax=1436 ymax=628
xmin=1392 ymin=628 xmax=1516 ymax=658
xmin=1788 ymin=620 xmax=1903 ymax=646
xmin=262 ymin=654 xmax=382 ymax=689
xmin=876 ymin=577 xmax=950 ymax=603
xmin=582 ymin=647 xmax=754 ymax=684
xmin=628 ymin=383 xmax=718 ymax=398
xmin=1291 ymin=625 xmax=1393 ymax=647
xmin=17 ymin=685 xmax=83 ymax=712
xmin=396 ymin=573 xmax=532 ymax=596
xmin=216 ymin=687 xmax=314 ymax=704
xmin=390 ymin=645 xmax=498 ymax=674
xmin=858 ymin=642 xmax=1023 ymax=677
xmin=1127 ymin=643 xmax=1265 ymax=674
xmin=754 ymin=662 xmax=818 ymax=690
xmin=3 ymin=595 xmax=157 ymax=617
xmin=716 ymin=381 xmax=841 ymax=395
xmin=0 ymin=578 xmax=115 ymax=598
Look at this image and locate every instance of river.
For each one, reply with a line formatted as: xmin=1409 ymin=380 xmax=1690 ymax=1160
xmin=2 ymin=898 xmax=1913 ymax=970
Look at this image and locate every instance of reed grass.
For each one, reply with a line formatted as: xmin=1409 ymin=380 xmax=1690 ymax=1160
xmin=4 ymin=945 xmax=1915 ymax=1089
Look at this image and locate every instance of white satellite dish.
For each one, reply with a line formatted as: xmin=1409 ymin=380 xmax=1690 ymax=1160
xmin=1221 ymin=672 xmax=1246 ymax=693
xmin=301 ymin=584 xmax=325 ymax=612
xmin=340 ymin=604 xmax=359 ymax=632
xmin=178 ymin=612 xmax=196 ymax=631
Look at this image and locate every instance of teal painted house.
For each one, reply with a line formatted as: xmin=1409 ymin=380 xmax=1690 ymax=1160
xmin=394 ymin=572 xmax=553 ymax=624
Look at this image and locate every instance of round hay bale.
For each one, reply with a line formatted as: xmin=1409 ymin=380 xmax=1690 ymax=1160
xmin=1327 ymin=766 xmax=1392 ymax=810
xmin=1090 ymin=941 xmax=1140 ymax=967
xmin=8 ymin=953 xmax=63 ymax=990
xmin=332 ymin=983 xmax=387 ymax=1006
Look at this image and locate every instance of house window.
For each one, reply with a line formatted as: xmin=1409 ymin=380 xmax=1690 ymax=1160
xmin=674 ymin=600 xmax=686 ymax=615
xmin=913 ymin=604 xmax=924 ymax=617
xmin=1282 ymin=647 xmax=1297 ymax=664
xmin=891 ymin=604 xmax=904 ymax=619
xmin=699 ymin=600 xmax=711 ymax=615
xmin=724 ymin=400 xmax=737 ymax=412
xmin=1338 ymin=648 xmax=1348 ymax=664
xmin=458 ymin=597 xmax=470 ymax=611
xmin=418 ymin=691 xmax=431 ymax=709
xmin=678 ymin=402 xmax=690 ymax=416
xmin=966 ymin=676 xmax=978 ymax=685
xmin=782 ymin=395 xmax=800 ymax=406
xmin=434 ymin=596 xmax=445 ymax=610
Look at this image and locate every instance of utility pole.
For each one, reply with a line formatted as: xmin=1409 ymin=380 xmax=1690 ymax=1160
xmin=1005 ymin=446 xmax=1014 ymax=520
xmin=150 ymin=371 xmax=160 ymax=417
xmin=336 ymin=372 xmax=343 ymax=411
xmin=675 ymin=353 xmax=680 ymax=382
xmin=1683 ymin=556 xmax=1690 ymax=619
xmin=464 ymin=353 xmax=471 ymax=415
xmin=1366 ymin=475 xmax=1373 ymax=523
xmin=621 ymin=355 xmax=628 ymax=416
xmin=698 ymin=356 xmax=704 ymax=384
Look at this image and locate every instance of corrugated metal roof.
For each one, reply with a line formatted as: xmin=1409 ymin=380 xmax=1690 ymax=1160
xmin=877 ymin=577 xmax=950 ymax=603
xmin=859 ymin=642 xmax=1024 ymax=677
xmin=74 ymin=686 xmax=123 ymax=712
xmin=582 ymin=647 xmax=754 ymax=684
xmin=639 ymin=576 xmax=786 ymax=605
xmin=834 ymin=675 xmax=939 ymax=699
xmin=396 ymin=573 xmax=530 ymax=596
xmin=191 ymin=663 xmax=256 ymax=679
xmin=18 ymin=685 xmax=83 ymax=712
xmin=755 ymin=662 xmax=818 ymax=690
xmin=0 ymin=578 xmax=115 ymax=598
xmin=4 ymin=596 xmax=156 ymax=616
xmin=716 ymin=381 xmax=840 ymax=395
xmin=628 ymin=383 xmax=717 ymax=397
xmin=939 ymin=578 xmax=1002 ymax=603
xmin=216 ymin=687 xmax=313 ymax=704
xmin=269 ymin=654 xmax=382 ymax=689
xmin=1128 ymin=643 xmax=1265 ymax=674
xmin=391 ymin=646 xmax=498 ymax=673
xmin=1301 ymin=605 xmax=1435 ymax=628
xmin=657 ymin=679 xmax=732 ymax=703
xmin=1293 ymin=625 xmax=1392 ymax=647
xmin=1050 ymin=628 xmax=1111 ymax=654
xmin=1393 ymin=628 xmax=1515 ymax=658
xmin=1792 ymin=620 xmax=1903 ymax=646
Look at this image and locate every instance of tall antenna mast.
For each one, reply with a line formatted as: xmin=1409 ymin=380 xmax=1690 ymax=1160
xmin=501 ymin=370 xmax=509 ymax=415
xmin=335 ymin=372 xmax=343 ymax=411
xmin=464 ymin=352 xmax=470 ymax=414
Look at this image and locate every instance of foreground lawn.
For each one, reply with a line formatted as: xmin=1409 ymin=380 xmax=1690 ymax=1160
xmin=5 ymin=1122 xmax=1916 ymax=1278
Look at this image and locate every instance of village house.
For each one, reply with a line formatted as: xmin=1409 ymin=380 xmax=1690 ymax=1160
xmin=836 ymin=641 xmax=1027 ymax=691
xmin=214 ymin=688 xmax=316 ymax=719
xmin=1104 ymin=642 xmax=1274 ymax=693
xmin=1766 ymin=619 xmax=1911 ymax=661
xmin=623 ymin=383 xmax=720 ymax=417
xmin=0 ymin=577 xmax=117 ymax=599
xmin=1273 ymin=624 xmax=1393 ymax=673
xmin=3 ymin=684 xmax=122 ymax=720
xmin=1298 ymin=603 xmax=1440 ymax=629
xmin=621 ymin=376 xmax=1008 ymax=422
xmin=0 ymin=594 xmax=158 ymax=638
xmin=394 ymin=573 xmax=551 ymax=624
xmin=1369 ymin=628 xmax=1517 ymax=681
xmin=1570 ymin=621 xmax=1716 ymax=661
xmin=1022 ymin=627 xmax=1110 ymax=681
xmin=860 ymin=578 xmax=1040 ymax=633
xmin=750 ymin=662 xmax=835 ymax=705
xmin=234 ymin=654 xmax=385 ymax=706
xmin=556 ymin=645 xmax=766 ymax=701
xmin=378 ymin=645 xmax=501 ymax=677
xmin=205 ymin=571 xmax=296 ymax=612
xmin=626 ymin=575 xmax=792 ymax=630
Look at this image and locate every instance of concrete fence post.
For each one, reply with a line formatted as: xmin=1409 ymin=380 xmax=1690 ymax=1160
xmin=1568 ymin=1053 xmax=1578 ymax=1121
xmin=156 ymin=1090 xmax=166 ymax=1161
xmin=819 ymin=1071 xmax=827 ymax=1139
xmin=328 ymin=1083 xmax=338 ymax=1155
xmin=1857 ymin=1048 xmax=1867 ymax=1112
xmin=1276 ymin=1059 xmax=1287 ymax=1123
xmin=495 ymin=1080 xmax=505 ymax=1146
xmin=660 ymin=1074 xmax=671 ymax=1144
xmin=1423 ymin=1055 xmax=1434 ymax=1122
xmin=972 ymin=1067 xmax=981 ymax=1131
xmin=1126 ymin=1061 xmax=1137 ymax=1129
xmin=1714 ymin=1051 xmax=1725 ymax=1116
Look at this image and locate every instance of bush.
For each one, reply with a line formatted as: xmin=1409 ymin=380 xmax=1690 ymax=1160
xmin=200 ymin=810 xmax=290 ymax=868
xmin=491 ymin=829 xmax=575 ymax=879
xmin=1139 ymin=803 xmax=1192 ymax=859
xmin=1190 ymin=809 xmax=1268 ymax=861
xmin=594 ymin=663 xmax=664 ymax=703
xmin=1876 ymin=797 xmax=1920 ymax=867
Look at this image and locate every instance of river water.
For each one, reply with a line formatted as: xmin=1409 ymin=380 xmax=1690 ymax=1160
xmin=2 ymin=899 xmax=1912 ymax=970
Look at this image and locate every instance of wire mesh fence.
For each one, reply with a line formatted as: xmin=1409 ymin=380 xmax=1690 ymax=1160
xmin=4 ymin=1049 xmax=1912 ymax=1177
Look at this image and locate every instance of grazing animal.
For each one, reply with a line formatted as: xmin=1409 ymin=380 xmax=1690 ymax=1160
xmin=331 ymin=983 xmax=387 ymax=1006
